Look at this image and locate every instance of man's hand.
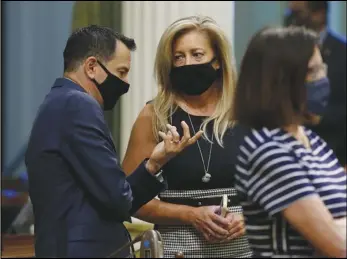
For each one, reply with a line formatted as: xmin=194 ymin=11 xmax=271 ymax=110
xmin=146 ymin=121 xmax=203 ymax=175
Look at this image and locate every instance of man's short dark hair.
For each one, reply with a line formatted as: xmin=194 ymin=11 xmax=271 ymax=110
xmin=232 ymin=26 xmax=319 ymax=129
xmin=63 ymin=25 xmax=136 ymax=72
xmin=307 ymin=1 xmax=329 ymax=14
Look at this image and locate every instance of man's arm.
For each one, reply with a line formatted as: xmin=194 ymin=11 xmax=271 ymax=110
xmin=62 ymin=92 xmax=165 ymax=221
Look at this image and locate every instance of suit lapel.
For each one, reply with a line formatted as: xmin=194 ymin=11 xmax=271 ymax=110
xmin=321 ymin=32 xmax=334 ymax=61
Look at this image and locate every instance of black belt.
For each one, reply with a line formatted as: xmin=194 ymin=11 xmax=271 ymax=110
xmin=160 ymin=195 xmax=240 ymax=207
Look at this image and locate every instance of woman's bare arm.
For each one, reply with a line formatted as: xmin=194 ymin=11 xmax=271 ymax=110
xmin=122 ymin=104 xmax=230 ymax=240
xmin=283 ymin=195 xmax=346 ymax=258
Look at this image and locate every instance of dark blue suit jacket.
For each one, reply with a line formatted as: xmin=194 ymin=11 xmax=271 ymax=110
xmin=25 ymin=78 xmax=165 ymax=258
xmin=309 ymin=31 xmax=347 ymax=165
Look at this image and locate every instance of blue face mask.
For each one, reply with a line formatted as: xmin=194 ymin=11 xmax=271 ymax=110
xmin=306 ymin=77 xmax=331 ymax=116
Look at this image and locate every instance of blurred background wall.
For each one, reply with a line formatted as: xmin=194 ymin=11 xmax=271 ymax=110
xmin=2 ymin=1 xmax=346 ymax=178
xmin=3 ymin=1 xmax=75 ymax=177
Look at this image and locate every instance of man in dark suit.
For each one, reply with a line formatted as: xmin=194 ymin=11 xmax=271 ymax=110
xmin=284 ymin=1 xmax=346 ymax=167
xmin=25 ymin=25 xmax=202 ymax=258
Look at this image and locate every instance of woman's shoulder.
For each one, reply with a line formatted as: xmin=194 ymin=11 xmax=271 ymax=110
xmin=302 ymin=126 xmax=321 ymax=141
xmin=231 ymin=125 xmax=294 ymax=158
xmin=146 ymin=99 xmax=154 ymax=105
xmin=139 ymin=100 xmax=155 ymax=118
xmin=231 ymin=124 xmax=274 ymax=146
xmin=132 ymin=102 xmax=155 ymax=133
xmin=128 ymin=102 xmax=157 ymax=145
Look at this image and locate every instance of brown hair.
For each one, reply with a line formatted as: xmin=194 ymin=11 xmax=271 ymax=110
xmin=232 ymin=26 xmax=319 ymax=129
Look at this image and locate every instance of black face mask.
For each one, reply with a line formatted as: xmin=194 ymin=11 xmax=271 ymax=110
xmin=169 ymin=57 xmax=220 ymax=96
xmin=91 ymin=61 xmax=130 ymax=111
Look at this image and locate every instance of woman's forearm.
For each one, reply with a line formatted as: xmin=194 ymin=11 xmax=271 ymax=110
xmin=134 ymin=198 xmax=194 ymax=225
xmin=284 ymin=196 xmax=346 ymax=258
xmin=315 ymin=219 xmax=346 ymax=258
xmin=334 ymin=217 xmax=346 ymax=241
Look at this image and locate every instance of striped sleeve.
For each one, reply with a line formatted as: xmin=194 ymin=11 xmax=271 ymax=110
xmin=239 ymin=137 xmax=318 ymax=216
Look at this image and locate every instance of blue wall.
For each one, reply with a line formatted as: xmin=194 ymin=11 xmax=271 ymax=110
xmin=234 ymin=1 xmax=286 ymax=69
xmin=329 ymin=1 xmax=347 ymax=36
xmin=3 ymin=1 xmax=75 ymax=177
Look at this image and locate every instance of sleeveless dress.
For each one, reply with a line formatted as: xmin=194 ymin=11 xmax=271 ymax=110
xmin=155 ymin=106 xmax=253 ymax=258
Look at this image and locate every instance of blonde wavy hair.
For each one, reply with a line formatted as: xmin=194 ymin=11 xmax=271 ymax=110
xmin=152 ymin=15 xmax=236 ymax=147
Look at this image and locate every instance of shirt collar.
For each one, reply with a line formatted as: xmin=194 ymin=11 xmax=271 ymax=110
xmin=52 ymin=77 xmax=87 ymax=93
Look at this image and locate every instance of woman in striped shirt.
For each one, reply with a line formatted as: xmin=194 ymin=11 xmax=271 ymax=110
xmin=232 ymin=26 xmax=346 ymax=258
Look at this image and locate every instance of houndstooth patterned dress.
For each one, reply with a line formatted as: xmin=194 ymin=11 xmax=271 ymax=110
xmin=156 ymin=188 xmax=253 ymax=258
xmin=151 ymin=106 xmax=253 ymax=258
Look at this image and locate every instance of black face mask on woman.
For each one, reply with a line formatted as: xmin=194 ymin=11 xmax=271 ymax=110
xmin=91 ymin=61 xmax=130 ymax=111
xmin=169 ymin=57 xmax=220 ymax=96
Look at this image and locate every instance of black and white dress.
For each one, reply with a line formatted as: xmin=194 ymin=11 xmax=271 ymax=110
xmin=155 ymin=107 xmax=253 ymax=258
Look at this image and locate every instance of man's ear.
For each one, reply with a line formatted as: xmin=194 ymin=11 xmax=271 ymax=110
xmin=84 ymin=56 xmax=98 ymax=79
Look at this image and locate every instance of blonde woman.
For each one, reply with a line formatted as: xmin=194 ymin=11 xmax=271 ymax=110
xmin=122 ymin=16 xmax=252 ymax=258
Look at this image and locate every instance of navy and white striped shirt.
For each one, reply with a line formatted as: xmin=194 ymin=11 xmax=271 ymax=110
xmin=234 ymin=126 xmax=347 ymax=258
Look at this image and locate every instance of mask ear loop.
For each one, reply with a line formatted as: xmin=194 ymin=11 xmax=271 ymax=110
xmin=96 ymin=60 xmax=112 ymax=75
xmin=90 ymin=60 xmax=111 ymax=86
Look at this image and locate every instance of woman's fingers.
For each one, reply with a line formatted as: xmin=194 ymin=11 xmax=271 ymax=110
xmin=188 ymin=130 xmax=204 ymax=145
xmin=166 ymin=124 xmax=180 ymax=143
xmin=180 ymin=121 xmax=191 ymax=143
